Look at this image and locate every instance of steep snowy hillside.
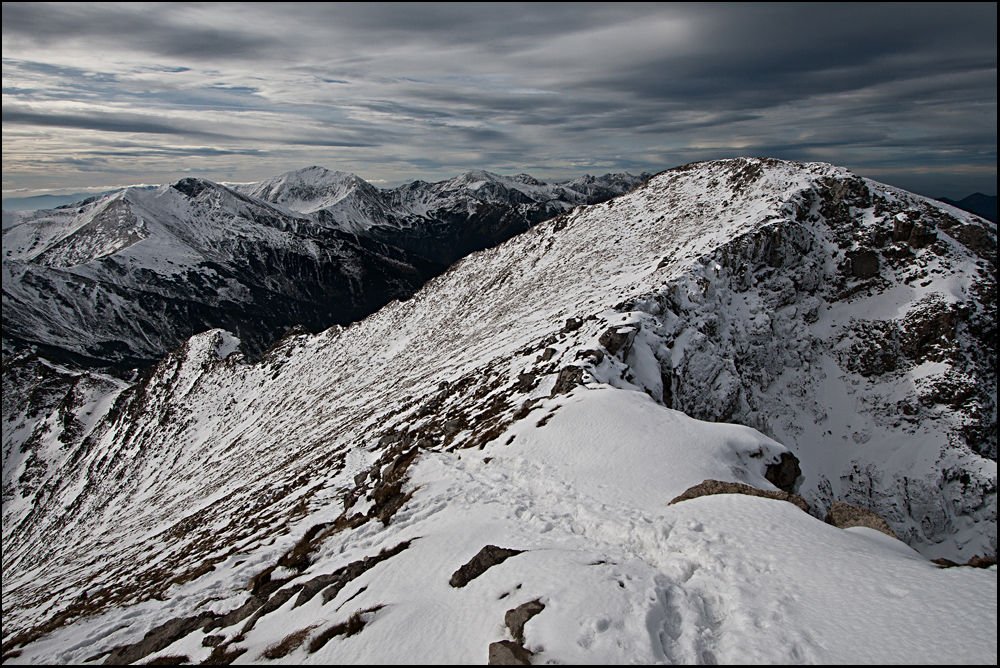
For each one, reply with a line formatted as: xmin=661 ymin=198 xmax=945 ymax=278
xmin=2 ymin=180 xmax=441 ymax=366
xmin=2 ymin=159 xmax=995 ymax=665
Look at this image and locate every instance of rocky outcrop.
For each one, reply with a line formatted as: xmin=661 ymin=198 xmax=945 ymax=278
xmin=450 ymin=545 xmax=525 ymax=588
xmin=550 ymin=366 xmax=585 ymax=396
xmin=824 ymin=501 xmax=900 ymax=540
xmin=668 ymin=479 xmax=810 ymax=513
xmin=931 ymin=555 xmax=998 ymax=569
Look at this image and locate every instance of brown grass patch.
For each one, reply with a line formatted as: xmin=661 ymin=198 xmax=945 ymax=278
xmin=307 ymin=606 xmax=384 ymax=653
xmin=260 ymin=624 xmax=320 ymax=660
xmin=141 ymin=655 xmax=190 ymax=665
xmin=199 ymin=643 xmax=246 ymax=665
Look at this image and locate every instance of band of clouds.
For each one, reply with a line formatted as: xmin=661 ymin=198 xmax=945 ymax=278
xmin=2 ymin=3 xmax=995 ymax=197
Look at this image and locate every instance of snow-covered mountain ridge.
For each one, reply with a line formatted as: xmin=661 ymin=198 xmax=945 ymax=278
xmin=236 ymin=166 xmax=651 ymax=265
xmin=2 ymin=169 xmax=646 ymax=368
xmin=1 ymin=179 xmax=440 ymax=367
xmin=1 ymin=158 xmax=995 ymax=664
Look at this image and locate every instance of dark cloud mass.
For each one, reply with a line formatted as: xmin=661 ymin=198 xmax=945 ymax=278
xmin=2 ymin=3 xmax=995 ymax=199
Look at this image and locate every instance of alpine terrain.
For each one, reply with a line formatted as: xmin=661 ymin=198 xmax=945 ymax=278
xmin=2 ymin=168 xmax=646 ymax=368
xmin=1 ymin=158 xmax=996 ymax=664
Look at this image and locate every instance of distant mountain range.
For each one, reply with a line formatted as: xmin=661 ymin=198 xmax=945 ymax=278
xmin=936 ymin=193 xmax=997 ymax=223
xmin=2 ymin=168 xmax=648 ymax=367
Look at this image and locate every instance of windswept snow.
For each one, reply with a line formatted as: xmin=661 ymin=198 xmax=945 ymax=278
xmin=2 ymin=158 xmax=995 ymax=664
xmin=7 ymin=390 xmax=995 ymax=665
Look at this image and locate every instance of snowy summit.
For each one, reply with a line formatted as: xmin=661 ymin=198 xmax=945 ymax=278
xmin=1 ymin=158 xmax=996 ymax=665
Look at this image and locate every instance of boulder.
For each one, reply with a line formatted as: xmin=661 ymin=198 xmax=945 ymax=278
xmin=505 ymin=599 xmax=544 ymax=645
xmin=598 ymin=325 xmax=637 ymax=357
xmin=489 ymin=640 xmax=533 ymax=665
xmin=824 ymin=501 xmax=899 ymax=540
xmin=764 ymin=452 xmax=802 ymax=493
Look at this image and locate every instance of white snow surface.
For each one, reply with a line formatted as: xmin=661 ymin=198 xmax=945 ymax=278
xmin=7 ymin=390 xmax=996 ymax=664
xmin=2 ymin=158 xmax=996 ymax=664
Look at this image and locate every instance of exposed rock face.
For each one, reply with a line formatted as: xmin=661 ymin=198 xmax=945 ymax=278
xmin=824 ymin=501 xmax=900 ymax=540
xmin=669 ymin=479 xmax=810 ymax=513
xmin=103 ymin=613 xmax=217 ymax=665
xmin=450 ymin=546 xmax=525 ymax=588
xmin=847 ymin=249 xmax=880 ymax=278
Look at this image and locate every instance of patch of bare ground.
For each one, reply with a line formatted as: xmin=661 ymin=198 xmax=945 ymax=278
xmin=260 ymin=624 xmax=320 ymax=660
xmin=307 ymin=606 xmax=384 ymax=653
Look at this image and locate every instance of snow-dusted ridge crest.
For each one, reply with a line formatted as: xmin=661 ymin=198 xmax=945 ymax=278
xmin=2 ymin=158 xmax=995 ymax=664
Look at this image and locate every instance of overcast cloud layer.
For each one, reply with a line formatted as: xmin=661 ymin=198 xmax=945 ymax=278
xmin=2 ymin=3 xmax=996 ymax=199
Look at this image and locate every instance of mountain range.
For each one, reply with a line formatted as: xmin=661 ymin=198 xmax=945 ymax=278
xmin=2 ymin=168 xmax=647 ymax=367
xmin=936 ymin=193 xmax=997 ymax=224
xmin=1 ymin=158 xmax=995 ymax=664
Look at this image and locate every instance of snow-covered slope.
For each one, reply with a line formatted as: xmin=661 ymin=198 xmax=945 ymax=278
xmin=2 ymin=159 xmax=995 ymax=664
xmin=2 ymin=179 xmax=441 ymax=366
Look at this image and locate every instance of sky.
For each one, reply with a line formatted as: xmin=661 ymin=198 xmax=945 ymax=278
xmin=2 ymin=3 xmax=997 ymax=200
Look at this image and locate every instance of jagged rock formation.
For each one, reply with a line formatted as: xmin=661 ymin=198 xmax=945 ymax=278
xmin=1 ymin=158 xmax=995 ymax=664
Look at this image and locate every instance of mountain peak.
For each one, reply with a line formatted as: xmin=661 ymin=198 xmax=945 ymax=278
xmin=236 ymin=168 xmax=371 ymax=215
xmin=2 ymin=158 xmax=995 ymax=664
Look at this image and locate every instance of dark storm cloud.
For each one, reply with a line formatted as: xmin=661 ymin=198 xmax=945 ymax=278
xmin=2 ymin=3 xmax=995 ymax=198
xmin=1 ymin=3 xmax=279 ymax=60
xmin=2 ymin=109 xmax=222 ymax=137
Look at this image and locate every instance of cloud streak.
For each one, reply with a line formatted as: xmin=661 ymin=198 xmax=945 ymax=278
xmin=2 ymin=3 xmax=996 ymax=199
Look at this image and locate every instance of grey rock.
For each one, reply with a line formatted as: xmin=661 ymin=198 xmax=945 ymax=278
xmin=505 ymin=599 xmax=544 ymax=645
xmin=668 ymin=479 xmax=810 ymax=513
xmin=450 ymin=545 xmax=524 ymax=588
xmin=550 ymin=366 xmax=584 ymax=397
xmin=824 ymin=501 xmax=900 ymax=540
xmin=489 ymin=640 xmax=533 ymax=665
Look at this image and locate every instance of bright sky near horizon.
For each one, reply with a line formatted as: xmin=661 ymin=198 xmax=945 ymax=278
xmin=2 ymin=3 xmax=996 ymax=199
